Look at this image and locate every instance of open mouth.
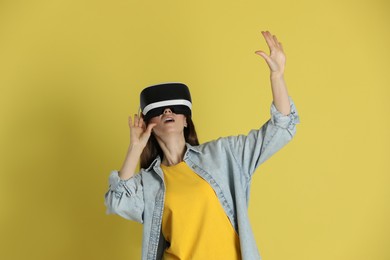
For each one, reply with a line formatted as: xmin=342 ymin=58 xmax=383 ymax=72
xmin=164 ymin=117 xmax=175 ymax=123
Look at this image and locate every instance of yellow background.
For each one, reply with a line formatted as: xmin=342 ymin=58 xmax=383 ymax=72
xmin=1 ymin=0 xmax=389 ymax=259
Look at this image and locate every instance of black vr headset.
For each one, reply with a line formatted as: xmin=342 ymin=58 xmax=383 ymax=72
xmin=140 ymin=82 xmax=192 ymax=121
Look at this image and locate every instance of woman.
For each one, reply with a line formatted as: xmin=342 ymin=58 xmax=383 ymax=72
xmin=105 ymin=31 xmax=300 ymax=260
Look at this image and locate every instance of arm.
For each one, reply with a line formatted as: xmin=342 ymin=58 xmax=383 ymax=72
xmin=227 ymin=98 xmax=299 ymax=179
xmin=104 ymin=171 xmax=145 ymax=223
xmin=104 ymin=114 xmax=156 ymax=222
xmin=256 ymin=31 xmax=291 ymax=116
xmin=226 ymin=31 xmax=299 ymax=179
xmin=119 ymin=114 xmax=156 ymax=180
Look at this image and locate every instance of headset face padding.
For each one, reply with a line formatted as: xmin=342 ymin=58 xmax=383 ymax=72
xmin=140 ymin=83 xmax=192 ymax=121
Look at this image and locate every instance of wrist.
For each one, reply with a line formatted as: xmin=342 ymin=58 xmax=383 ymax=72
xmin=128 ymin=143 xmax=144 ymax=154
xmin=270 ymin=71 xmax=284 ymax=79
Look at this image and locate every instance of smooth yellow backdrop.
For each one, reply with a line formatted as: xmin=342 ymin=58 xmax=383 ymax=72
xmin=1 ymin=0 xmax=389 ymax=259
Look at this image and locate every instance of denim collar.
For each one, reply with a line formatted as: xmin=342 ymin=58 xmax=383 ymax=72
xmin=145 ymin=143 xmax=202 ymax=172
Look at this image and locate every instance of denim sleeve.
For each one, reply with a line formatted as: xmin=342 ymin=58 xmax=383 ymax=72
xmin=227 ymin=96 xmax=300 ymax=180
xmin=104 ymin=171 xmax=144 ymax=223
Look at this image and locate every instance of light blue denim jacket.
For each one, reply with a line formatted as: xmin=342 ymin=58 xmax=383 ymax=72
xmin=105 ymin=97 xmax=300 ymax=260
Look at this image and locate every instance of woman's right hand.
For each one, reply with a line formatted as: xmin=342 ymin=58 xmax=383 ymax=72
xmin=129 ymin=114 xmax=156 ymax=149
xmin=118 ymin=115 xmax=156 ymax=180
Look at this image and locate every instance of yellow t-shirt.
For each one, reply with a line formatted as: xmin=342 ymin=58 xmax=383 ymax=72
xmin=161 ymin=162 xmax=241 ymax=260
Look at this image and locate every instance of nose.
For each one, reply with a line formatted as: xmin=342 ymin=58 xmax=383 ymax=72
xmin=163 ymin=107 xmax=172 ymax=114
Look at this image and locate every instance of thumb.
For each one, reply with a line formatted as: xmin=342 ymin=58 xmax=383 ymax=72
xmin=145 ymin=123 xmax=157 ymax=134
xmin=255 ymin=51 xmax=271 ymax=63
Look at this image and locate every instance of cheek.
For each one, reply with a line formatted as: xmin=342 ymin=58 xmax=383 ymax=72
xmin=177 ymin=115 xmax=187 ymax=123
xmin=148 ymin=117 xmax=160 ymax=124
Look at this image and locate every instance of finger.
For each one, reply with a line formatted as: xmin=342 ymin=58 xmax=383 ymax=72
xmin=134 ymin=114 xmax=139 ymax=127
xmin=279 ymin=41 xmax=284 ymax=52
xmin=262 ymin=31 xmax=276 ymax=51
xmin=273 ymin=35 xmax=281 ymax=48
xmin=273 ymin=36 xmax=284 ymax=54
xmin=255 ymin=50 xmax=272 ymax=64
xmin=268 ymin=32 xmax=280 ymax=52
xmin=268 ymin=31 xmax=278 ymax=46
xmin=128 ymin=116 xmax=133 ymax=128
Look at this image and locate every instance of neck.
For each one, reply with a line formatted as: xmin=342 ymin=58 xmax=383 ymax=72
xmin=156 ymin=135 xmax=187 ymax=166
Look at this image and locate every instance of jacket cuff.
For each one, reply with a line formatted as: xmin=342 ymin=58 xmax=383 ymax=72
xmin=270 ymin=96 xmax=300 ymax=130
xmin=108 ymin=170 xmax=140 ymax=197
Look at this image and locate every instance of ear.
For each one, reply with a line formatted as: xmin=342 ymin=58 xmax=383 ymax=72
xmin=184 ymin=117 xmax=188 ymax=128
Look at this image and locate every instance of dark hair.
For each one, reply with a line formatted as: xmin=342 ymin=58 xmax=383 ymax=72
xmin=140 ymin=116 xmax=199 ymax=169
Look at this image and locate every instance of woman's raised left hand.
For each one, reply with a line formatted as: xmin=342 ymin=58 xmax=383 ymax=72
xmin=255 ymin=31 xmax=286 ymax=76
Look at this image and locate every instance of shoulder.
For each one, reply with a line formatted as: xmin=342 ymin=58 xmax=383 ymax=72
xmin=189 ymin=137 xmax=231 ymax=154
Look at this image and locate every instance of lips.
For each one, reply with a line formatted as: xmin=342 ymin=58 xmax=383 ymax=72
xmin=163 ymin=116 xmax=175 ymax=123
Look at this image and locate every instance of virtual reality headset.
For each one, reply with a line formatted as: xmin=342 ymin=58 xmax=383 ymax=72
xmin=140 ymin=82 xmax=192 ymax=121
